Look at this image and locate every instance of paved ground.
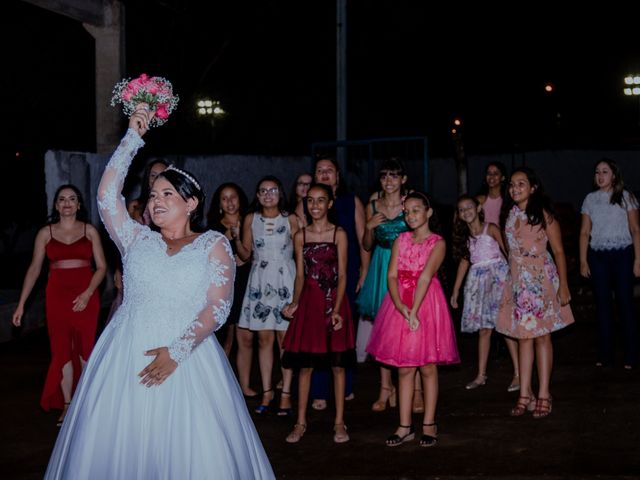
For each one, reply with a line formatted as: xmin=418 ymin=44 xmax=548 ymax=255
xmin=1 ymin=293 xmax=639 ymax=479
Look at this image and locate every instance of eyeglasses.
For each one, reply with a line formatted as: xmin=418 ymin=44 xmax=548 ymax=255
xmin=379 ymin=172 xmax=401 ymax=180
xmin=258 ymin=187 xmax=279 ymax=196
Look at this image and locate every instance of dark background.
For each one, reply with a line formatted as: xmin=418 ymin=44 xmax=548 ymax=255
xmin=3 ymin=0 xmax=640 ymax=288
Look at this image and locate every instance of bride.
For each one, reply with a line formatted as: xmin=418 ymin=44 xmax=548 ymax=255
xmin=45 ymin=105 xmax=275 ymax=479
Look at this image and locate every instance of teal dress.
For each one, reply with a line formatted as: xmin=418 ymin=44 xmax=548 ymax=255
xmin=356 ymin=201 xmax=408 ymax=318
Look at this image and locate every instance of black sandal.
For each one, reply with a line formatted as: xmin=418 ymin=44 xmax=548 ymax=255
xmin=277 ymin=391 xmax=293 ymax=417
xmin=419 ymin=422 xmax=438 ymax=447
xmin=385 ymin=424 xmax=415 ymax=447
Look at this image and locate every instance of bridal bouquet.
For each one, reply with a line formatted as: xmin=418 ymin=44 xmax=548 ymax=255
xmin=110 ymin=74 xmax=179 ymax=127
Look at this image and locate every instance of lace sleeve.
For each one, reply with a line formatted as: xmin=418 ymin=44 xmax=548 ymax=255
xmin=168 ymin=234 xmax=236 ymax=364
xmin=97 ymin=128 xmax=146 ymax=254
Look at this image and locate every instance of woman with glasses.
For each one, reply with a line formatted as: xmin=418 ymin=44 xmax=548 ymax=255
xmin=289 ymin=173 xmax=313 ymax=228
xmin=236 ymin=176 xmax=298 ymax=416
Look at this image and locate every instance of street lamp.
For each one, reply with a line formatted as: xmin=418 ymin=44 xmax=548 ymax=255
xmin=196 ymin=98 xmax=226 ymax=121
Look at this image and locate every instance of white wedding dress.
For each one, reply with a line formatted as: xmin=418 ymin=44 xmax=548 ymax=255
xmin=45 ymin=129 xmax=275 ymax=479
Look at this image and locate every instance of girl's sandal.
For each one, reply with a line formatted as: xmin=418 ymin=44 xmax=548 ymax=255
xmin=532 ymin=397 xmax=553 ymax=419
xmin=385 ymin=424 xmax=415 ymax=447
xmin=419 ymin=422 xmax=438 ymax=447
xmin=277 ymin=391 xmax=293 ymax=417
xmin=371 ymin=386 xmax=397 ymax=412
xmin=510 ymin=395 xmax=536 ymax=417
xmin=285 ymin=423 xmax=306 ymax=443
xmin=333 ymin=423 xmax=350 ymax=443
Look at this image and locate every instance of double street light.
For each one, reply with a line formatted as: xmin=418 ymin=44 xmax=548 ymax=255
xmin=623 ymin=75 xmax=640 ymax=126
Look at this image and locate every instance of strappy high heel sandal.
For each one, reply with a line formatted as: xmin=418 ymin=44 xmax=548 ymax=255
xmin=419 ymin=422 xmax=438 ymax=447
xmin=510 ymin=395 xmax=536 ymax=417
xmin=532 ymin=397 xmax=553 ymax=419
xmin=371 ymin=386 xmax=397 ymax=412
xmin=277 ymin=391 xmax=293 ymax=417
xmin=254 ymin=389 xmax=274 ymax=415
xmin=385 ymin=424 xmax=415 ymax=447
xmin=285 ymin=423 xmax=306 ymax=443
xmin=57 ymin=402 xmax=70 ymax=428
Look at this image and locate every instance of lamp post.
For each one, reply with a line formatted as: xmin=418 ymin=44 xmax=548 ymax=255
xmin=623 ymin=75 xmax=640 ymax=126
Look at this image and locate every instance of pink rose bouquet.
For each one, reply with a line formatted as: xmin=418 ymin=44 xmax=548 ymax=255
xmin=110 ymin=73 xmax=179 ymax=127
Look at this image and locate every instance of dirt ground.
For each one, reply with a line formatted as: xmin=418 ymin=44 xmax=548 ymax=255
xmin=1 ymin=294 xmax=639 ymax=480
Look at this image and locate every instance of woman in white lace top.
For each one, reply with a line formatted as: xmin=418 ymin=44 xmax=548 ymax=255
xmin=579 ymin=158 xmax=640 ymax=369
xmin=44 ymin=105 xmax=275 ymax=479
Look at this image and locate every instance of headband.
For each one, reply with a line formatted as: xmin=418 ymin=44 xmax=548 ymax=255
xmin=165 ymin=165 xmax=201 ymax=191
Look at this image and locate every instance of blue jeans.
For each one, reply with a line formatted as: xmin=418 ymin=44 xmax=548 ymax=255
xmin=588 ymin=246 xmax=638 ymax=366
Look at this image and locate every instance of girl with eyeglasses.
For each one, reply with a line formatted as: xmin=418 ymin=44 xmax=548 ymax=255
xmin=236 ymin=176 xmax=298 ymax=416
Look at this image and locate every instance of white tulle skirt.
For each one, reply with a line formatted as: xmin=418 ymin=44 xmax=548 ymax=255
xmin=44 ymin=317 xmax=275 ymax=480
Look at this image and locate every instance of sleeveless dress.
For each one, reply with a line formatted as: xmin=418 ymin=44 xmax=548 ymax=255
xmin=42 ymin=224 xmax=99 ymax=411
xmin=496 ymin=206 xmax=575 ymax=339
xmin=45 ymin=129 xmax=274 ymax=479
xmin=460 ymin=223 xmax=509 ymax=333
xmin=366 ymin=232 xmax=460 ymax=367
xmin=482 ymin=195 xmax=502 ymax=226
xmin=239 ymin=213 xmax=295 ymax=331
xmin=356 ymin=201 xmax=408 ymax=318
xmin=282 ymin=228 xmax=356 ymax=368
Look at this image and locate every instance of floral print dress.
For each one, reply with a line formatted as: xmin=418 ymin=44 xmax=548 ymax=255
xmin=496 ymin=206 xmax=574 ymax=339
xmin=239 ymin=213 xmax=295 ymax=331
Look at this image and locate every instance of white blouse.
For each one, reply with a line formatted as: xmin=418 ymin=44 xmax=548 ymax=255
xmin=581 ymin=190 xmax=638 ymax=251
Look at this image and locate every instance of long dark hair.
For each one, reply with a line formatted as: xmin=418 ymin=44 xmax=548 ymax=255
xmin=288 ymin=173 xmax=312 ymax=213
xmin=49 ymin=184 xmax=88 ymax=224
xmin=138 ymin=159 xmax=170 ymax=208
xmin=452 ymin=195 xmax=484 ymax=261
xmin=207 ymin=182 xmax=249 ymax=229
xmin=403 ymin=191 xmax=440 ymax=233
xmin=248 ymin=175 xmax=289 ymax=215
xmin=313 ymin=154 xmax=346 ymax=196
xmin=477 ymin=161 xmax=508 ymax=198
xmin=502 ymin=167 xmax=555 ymax=229
xmin=593 ymin=158 xmax=630 ymax=208
xmin=377 ymin=157 xmax=408 ymax=196
xmin=156 ymin=167 xmax=206 ymax=232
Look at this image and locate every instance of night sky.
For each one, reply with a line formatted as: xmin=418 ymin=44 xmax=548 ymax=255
xmin=5 ymin=0 xmax=640 ymax=158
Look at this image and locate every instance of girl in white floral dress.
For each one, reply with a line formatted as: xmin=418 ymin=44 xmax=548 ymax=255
xmin=237 ymin=176 xmax=298 ymax=415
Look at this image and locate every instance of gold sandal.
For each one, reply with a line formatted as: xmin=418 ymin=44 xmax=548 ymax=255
xmin=285 ymin=423 xmax=307 ymax=443
xmin=371 ymin=386 xmax=397 ymax=412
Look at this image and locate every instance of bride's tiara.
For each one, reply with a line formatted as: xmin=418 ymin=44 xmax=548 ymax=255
xmin=165 ymin=165 xmax=201 ymax=191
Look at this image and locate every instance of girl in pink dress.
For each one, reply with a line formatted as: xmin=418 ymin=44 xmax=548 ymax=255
xmin=496 ymin=167 xmax=574 ymax=419
xmin=367 ymin=192 xmax=459 ymax=448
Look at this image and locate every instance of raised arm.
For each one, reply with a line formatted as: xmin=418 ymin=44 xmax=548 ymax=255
xmin=97 ymin=107 xmax=153 ymax=254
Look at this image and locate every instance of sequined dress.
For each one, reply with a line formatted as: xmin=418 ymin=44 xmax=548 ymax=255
xmin=45 ymin=129 xmax=274 ymax=480
xmin=282 ymin=228 xmax=356 ymax=368
xmin=366 ymin=232 xmax=460 ymax=367
xmin=356 ymin=203 xmax=408 ymax=318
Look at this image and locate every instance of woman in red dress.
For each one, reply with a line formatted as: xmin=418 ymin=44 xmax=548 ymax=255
xmin=13 ymin=184 xmax=107 ymax=425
